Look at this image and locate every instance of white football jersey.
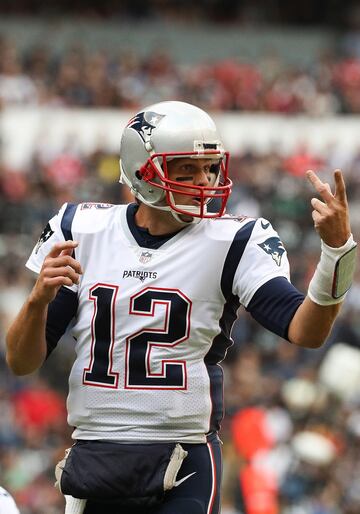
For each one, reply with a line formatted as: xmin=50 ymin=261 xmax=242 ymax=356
xmin=27 ymin=203 xmax=291 ymax=443
xmin=0 ymin=487 xmax=20 ymax=514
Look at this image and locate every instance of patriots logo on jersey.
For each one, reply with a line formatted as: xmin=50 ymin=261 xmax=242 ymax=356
xmin=127 ymin=111 xmax=165 ymax=144
xmin=258 ymin=237 xmax=285 ymax=266
xmin=35 ymin=223 xmax=54 ymax=254
xmin=122 ymin=270 xmax=157 ymax=281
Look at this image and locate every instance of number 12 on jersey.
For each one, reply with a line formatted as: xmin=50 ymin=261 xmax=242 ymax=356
xmin=83 ymin=284 xmax=192 ymax=390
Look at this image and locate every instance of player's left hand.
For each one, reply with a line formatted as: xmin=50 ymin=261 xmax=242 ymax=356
xmin=306 ymin=169 xmax=351 ymax=248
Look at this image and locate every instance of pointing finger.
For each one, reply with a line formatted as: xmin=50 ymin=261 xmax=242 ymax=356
xmin=48 ymin=241 xmax=78 ymax=258
xmin=334 ymin=169 xmax=347 ymax=203
xmin=306 ymin=170 xmax=334 ymax=204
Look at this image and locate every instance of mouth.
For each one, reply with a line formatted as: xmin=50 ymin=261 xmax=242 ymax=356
xmin=175 ymin=196 xmax=202 ymax=207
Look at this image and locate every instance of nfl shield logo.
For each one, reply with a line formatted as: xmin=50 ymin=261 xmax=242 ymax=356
xmin=139 ymin=251 xmax=152 ymax=264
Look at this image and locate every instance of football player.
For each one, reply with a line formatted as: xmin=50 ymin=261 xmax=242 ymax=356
xmin=6 ymin=101 xmax=357 ymax=514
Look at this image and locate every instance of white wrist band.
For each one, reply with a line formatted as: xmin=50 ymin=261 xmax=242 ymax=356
xmin=308 ymin=234 xmax=357 ymax=306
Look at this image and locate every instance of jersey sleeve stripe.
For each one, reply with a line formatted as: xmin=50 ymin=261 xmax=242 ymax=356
xmin=204 ymin=222 xmax=255 ymax=433
xmin=46 ymin=286 xmax=78 ymax=357
xmin=220 ymin=220 xmax=256 ymax=300
xmin=61 ymin=203 xmax=78 ymax=241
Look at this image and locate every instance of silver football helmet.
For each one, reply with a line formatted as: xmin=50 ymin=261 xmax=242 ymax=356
xmin=119 ymin=101 xmax=232 ymax=223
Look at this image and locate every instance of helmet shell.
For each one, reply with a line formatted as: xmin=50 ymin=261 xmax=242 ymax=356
xmin=119 ymin=101 xmax=224 ymax=207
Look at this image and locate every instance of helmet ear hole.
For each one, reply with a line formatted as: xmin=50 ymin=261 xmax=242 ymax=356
xmin=138 ymin=164 xmax=156 ymax=182
xmin=135 ymin=170 xmax=142 ymax=180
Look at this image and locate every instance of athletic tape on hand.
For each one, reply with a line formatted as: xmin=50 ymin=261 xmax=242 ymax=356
xmin=308 ymin=234 xmax=357 ymax=305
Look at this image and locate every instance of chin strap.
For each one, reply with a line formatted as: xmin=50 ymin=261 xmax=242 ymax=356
xmin=308 ymin=234 xmax=358 ymax=305
xmin=170 ymin=209 xmax=202 ymax=225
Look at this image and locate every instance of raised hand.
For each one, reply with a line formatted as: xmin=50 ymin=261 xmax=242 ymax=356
xmin=306 ymin=169 xmax=351 ymax=248
xmin=30 ymin=241 xmax=83 ymax=306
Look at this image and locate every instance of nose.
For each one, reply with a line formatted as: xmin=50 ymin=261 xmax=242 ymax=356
xmin=194 ymin=169 xmax=210 ymax=187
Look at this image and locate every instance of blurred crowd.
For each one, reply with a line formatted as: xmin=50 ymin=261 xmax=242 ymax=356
xmin=3 ymin=35 xmax=360 ymax=114
xmin=0 ymin=137 xmax=360 ymax=513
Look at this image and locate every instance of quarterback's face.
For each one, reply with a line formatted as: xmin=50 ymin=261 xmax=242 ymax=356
xmin=166 ymin=157 xmax=218 ymax=206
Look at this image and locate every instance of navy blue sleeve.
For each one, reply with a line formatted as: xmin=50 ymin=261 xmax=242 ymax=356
xmin=46 ymin=286 xmax=78 ymax=357
xmin=245 ymin=277 xmax=305 ymax=340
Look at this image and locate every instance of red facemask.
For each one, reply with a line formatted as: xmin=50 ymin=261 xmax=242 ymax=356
xmin=137 ymin=151 xmax=232 ymax=218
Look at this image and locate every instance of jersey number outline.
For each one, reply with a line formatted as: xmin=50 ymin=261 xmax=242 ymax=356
xmin=83 ymin=284 xmax=192 ymax=390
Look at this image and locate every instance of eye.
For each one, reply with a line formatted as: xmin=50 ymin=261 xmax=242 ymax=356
xmin=181 ymin=164 xmax=194 ymax=173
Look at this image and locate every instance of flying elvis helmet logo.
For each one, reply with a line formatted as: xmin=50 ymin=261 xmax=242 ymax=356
xmin=127 ymin=111 xmax=165 ymax=144
xmin=258 ymin=237 xmax=285 ymax=266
